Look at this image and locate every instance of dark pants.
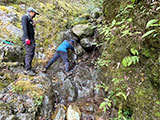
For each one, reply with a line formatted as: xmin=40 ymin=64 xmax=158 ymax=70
xmin=46 ymin=51 xmax=69 ymax=72
xmin=25 ymin=43 xmax=35 ymax=71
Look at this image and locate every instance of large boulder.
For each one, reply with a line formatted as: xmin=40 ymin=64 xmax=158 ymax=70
xmin=0 ymin=45 xmax=24 ymax=62
xmin=0 ymin=6 xmax=23 ymax=38
xmin=52 ymin=105 xmax=66 ymax=120
xmin=74 ymin=44 xmax=85 ymax=56
xmin=72 ymin=24 xmax=94 ymax=39
xmin=0 ymin=72 xmax=54 ymax=119
xmin=91 ymin=8 xmax=101 ymax=19
xmin=80 ymin=37 xmax=97 ymax=50
xmin=55 ymin=30 xmax=78 ymax=44
xmin=67 ymin=105 xmax=81 ymax=120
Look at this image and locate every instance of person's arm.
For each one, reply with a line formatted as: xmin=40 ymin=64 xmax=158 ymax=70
xmin=70 ymin=45 xmax=75 ymax=53
xmin=21 ymin=15 xmax=29 ymax=40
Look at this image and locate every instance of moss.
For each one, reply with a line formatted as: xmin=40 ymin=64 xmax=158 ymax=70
xmin=0 ymin=6 xmax=9 ymax=13
xmin=155 ymin=112 xmax=160 ymax=117
xmin=0 ymin=72 xmax=14 ymax=90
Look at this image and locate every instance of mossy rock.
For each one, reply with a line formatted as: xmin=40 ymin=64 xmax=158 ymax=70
xmin=72 ymin=24 xmax=94 ymax=39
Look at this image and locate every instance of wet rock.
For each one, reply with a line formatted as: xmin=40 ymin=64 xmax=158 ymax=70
xmin=74 ymin=44 xmax=85 ymax=56
xmin=79 ymin=13 xmax=90 ymax=20
xmin=5 ymin=115 xmax=16 ymax=120
xmin=19 ymin=4 xmax=26 ymax=10
xmin=67 ymin=105 xmax=81 ymax=120
xmin=35 ymin=51 xmax=46 ymax=60
xmin=73 ymin=65 xmax=98 ymax=99
xmin=16 ymin=113 xmax=35 ymax=120
xmin=0 ymin=72 xmax=54 ymax=119
xmin=91 ymin=8 xmax=101 ymax=19
xmin=56 ymin=30 xmax=77 ymax=44
xmin=34 ymin=73 xmax=54 ymax=119
xmin=0 ymin=45 xmax=24 ymax=62
xmin=72 ymin=24 xmax=94 ymax=39
xmin=0 ymin=8 xmax=18 ymax=24
xmin=52 ymin=105 xmax=66 ymax=120
xmin=63 ymin=79 xmax=77 ymax=102
xmin=0 ymin=5 xmax=22 ymax=38
xmin=72 ymin=17 xmax=89 ymax=26
xmin=81 ymin=113 xmax=96 ymax=120
xmin=80 ymin=37 xmax=97 ymax=50
xmin=82 ymin=104 xmax=96 ymax=113
xmin=6 ymin=24 xmax=23 ymax=37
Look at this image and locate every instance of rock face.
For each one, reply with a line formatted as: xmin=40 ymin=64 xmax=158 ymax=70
xmin=72 ymin=24 xmax=94 ymax=39
xmin=48 ymin=59 xmax=99 ymax=104
xmin=0 ymin=45 xmax=24 ymax=62
xmin=67 ymin=105 xmax=81 ymax=120
xmin=0 ymin=6 xmax=23 ymax=39
xmin=80 ymin=37 xmax=97 ymax=50
xmin=0 ymin=73 xmax=54 ymax=120
xmin=102 ymin=0 xmax=160 ymax=119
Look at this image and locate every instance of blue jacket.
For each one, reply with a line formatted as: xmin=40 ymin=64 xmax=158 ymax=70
xmin=56 ymin=40 xmax=74 ymax=53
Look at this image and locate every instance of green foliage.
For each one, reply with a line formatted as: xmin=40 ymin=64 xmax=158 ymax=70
xmin=130 ymin=48 xmax=138 ymax=55
xmin=130 ymin=0 xmax=136 ymax=3
xmin=12 ymin=84 xmax=23 ymax=93
xmin=146 ymin=19 xmax=159 ymax=29
xmin=95 ymin=58 xmax=111 ymax=68
xmin=97 ymin=78 xmax=128 ymax=118
xmin=142 ymin=29 xmax=156 ymax=38
xmin=142 ymin=19 xmax=160 ymax=38
xmin=122 ymin=48 xmax=139 ymax=67
xmin=11 ymin=80 xmax=44 ymax=106
xmin=32 ymin=91 xmax=44 ymax=106
xmin=95 ymin=82 xmax=109 ymax=92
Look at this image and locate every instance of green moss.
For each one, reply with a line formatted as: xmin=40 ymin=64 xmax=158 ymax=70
xmin=0 ymin=72 xmax=14 ymax=90
xmin=155 ymin=112 xmax=160 ymax=117
xmin=0 ymin=6 xmax=9 ymax=13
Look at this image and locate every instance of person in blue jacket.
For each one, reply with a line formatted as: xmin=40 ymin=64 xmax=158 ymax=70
xmin=43 ymin=39 xmax=76 ymax=75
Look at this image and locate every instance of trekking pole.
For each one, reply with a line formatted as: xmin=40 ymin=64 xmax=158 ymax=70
xmin=0 ymin=38 xmax=14 ymax=45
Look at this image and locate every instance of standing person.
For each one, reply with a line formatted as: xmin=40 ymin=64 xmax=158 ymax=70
xmin=21 ymin=7 xmax=39 ymax=76
xmin=43 ymin=40 xmax=76 ymax=75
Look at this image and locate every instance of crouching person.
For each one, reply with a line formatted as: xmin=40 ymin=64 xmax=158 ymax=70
xmin=43 ymin=39 xmax=76 ymax=75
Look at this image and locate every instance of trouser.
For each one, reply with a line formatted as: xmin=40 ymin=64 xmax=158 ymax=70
xmin=25 ymin=43 xmax=35 ymax=71
xmin=46 ymin=51 xmax=69 ymax=72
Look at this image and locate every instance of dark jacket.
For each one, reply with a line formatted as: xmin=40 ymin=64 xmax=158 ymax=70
xmin=21 ymin=14 xmax=35 ymax=44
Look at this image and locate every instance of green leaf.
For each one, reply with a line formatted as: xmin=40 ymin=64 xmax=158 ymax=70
xmin=156 ymin=7 xmax=160 ymax=11
xmin=131 ymin=48 xmax=139 ymax=55
xmin=116 ymin=92 xmax=127 ymax=100
xmin=142 ymin=29 xmax=156 ymax=38
xmin=131 ymin=0 xmax=135 ymax=3
xmin=156 ymin=101 xmax=160 ymax=105
xmin=122 ymin=56 xmax=130 ymax=67
xmin=128 ymin=59 xmax=132 ymax=66
xmin=146 ymin=19 xmax=158 ymax=29
xmin=99 ymin=102 xmax=107 ymax=109
xmin=111 ymin=19 xmax=116 ymax=27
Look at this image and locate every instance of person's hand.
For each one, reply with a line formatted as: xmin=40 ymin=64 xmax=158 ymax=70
xmin=32 ymin=20 xmax=36 ymax=27
xmin=73 ymin=54 xmax=77 ymax=60
xmin=26 ymin=39 xmax=31 ymax=45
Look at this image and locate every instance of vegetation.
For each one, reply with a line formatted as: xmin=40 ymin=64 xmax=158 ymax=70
xmin=94 ymin=0 xmax=160 ymax=119
xmin=12 ymin=80 xmax=44 ymax=106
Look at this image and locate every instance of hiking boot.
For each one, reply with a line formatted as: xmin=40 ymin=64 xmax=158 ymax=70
xmin=24 ymin=70 xmax=36 ymax=76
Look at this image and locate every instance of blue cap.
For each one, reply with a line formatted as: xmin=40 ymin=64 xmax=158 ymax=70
xmin=27 ymin=7 xmax=39 ymax=15
xmin=70 ymin=39 xmax=75 ymax=44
